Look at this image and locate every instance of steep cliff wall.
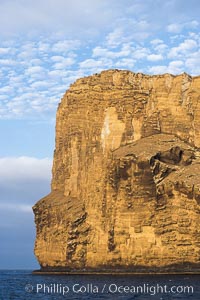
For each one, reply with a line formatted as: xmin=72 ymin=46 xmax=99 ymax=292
xmin=33 ymin=70 xmax=200 ymax=272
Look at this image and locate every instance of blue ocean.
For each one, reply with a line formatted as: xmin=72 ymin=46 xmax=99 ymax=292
xmin=0 ymin=270 xmax=200 ymax=300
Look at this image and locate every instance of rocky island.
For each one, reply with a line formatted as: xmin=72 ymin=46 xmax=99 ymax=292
xmin=33 ymin=69 xmax=200 ymax=273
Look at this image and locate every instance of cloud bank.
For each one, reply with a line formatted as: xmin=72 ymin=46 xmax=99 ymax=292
xmin=0 ymin=156 xmax=52 ymax=182
xmin=0 ymin=156 xmax=52 ymax=268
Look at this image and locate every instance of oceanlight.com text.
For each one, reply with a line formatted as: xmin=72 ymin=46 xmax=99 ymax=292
xmin=25 ymin=282 xmax=194 ymax=296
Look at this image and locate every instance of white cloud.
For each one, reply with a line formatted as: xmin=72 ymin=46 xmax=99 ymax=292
xmin=0 ymin=59 xmax=16 ymax=65
xmin=0 ymin=47 xmax=11 ymax=55
xmin=185 ymin=51 xmax=200 ymax=75
xmin=168 ymin=39 xmax=198 ymax=58
xmin=0 ymin=0 xmax=199 ymax=45
xmin=29 ymin=58 xmax=42 ymax=66
xmin=51 ymin=55 xmax=65 ymax=62
xmin=0 ymin=95 xmax=8 ymax=100
xmin=168 ymin=60 xmax=184 ymax=73
xmin=190 ymin=20 xmax=199 ymax=28
xmin=79 ymin=58 xmax=112 ymax=69
xmin=52 ymin=57 xmax=76 ymax=70
xmin=25 ymin=66 xmax=46 ymax=81
xmin=188 ymin=32 xmax=200 ymax=41
xmin=147 ymin=54 xmax=163 ymax=61
xmin=150 ymin=39 xmax=164 ymax=45
xmin=25 ymin=66 xmax=44 ymax=75
xmin=167 ymin=23 xmax=183 ymax=34
xmin=132 ymin=47 xmax=149 ymax=59
xmin=154 ymin=43 xmax=168 ymax=54
xmin=0 ymin=0 xmax=122 ymax=38
xmin=167 ymin=20 xmax=199 ymax=33
xmin=0 ymin=156 xmax=52 ymax=182
xmin=115 ymin=58 xmax=135 ymax=68
xmin=52 ymin=40 xmax=81 ymax=52
xmin=148 ymin=65 xmax=168 ymax=74
xmin=92 ymin=45 xmax=132 ymax=59
xmin=92 ymin=47 xmax=113 ymax=58
xmin=37 ymin=41 xmax=50 ymax=52
xmin=48 ymin=70 xmax=68 ymax=79
xmin=0 ymin=155 xmax=52 ymax=251
xmin=0 ymin=7 xmax=199 ymax=121
xmin=30 ymin=81 xmax=51 ymax=89
xmin=105 ymin=19 xmax=151 ymax=47
xmin=149 ymin=60 xmax=184 ymax=75
xmin=106 ymin=28 xmax=124 ymax=47
xmin=0 ymin=86 xmax=14 ymax=93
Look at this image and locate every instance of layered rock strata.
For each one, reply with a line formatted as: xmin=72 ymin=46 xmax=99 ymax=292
xmin=33 ymin=70 xmax=200 ymax=272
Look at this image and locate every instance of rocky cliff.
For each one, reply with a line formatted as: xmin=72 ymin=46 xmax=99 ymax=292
xmin=33 ymin=69 xmax=200 ymax=273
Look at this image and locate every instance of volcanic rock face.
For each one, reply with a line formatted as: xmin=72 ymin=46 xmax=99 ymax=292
xmin=33 ymin=70 xmax=200 ymax=272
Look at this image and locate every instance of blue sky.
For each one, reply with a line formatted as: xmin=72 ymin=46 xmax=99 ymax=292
xmin=0 ymin=0 xmax=199 ymax=269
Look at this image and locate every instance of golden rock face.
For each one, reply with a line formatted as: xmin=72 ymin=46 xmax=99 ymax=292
xmin=33 ymin=70 xmax=200 ymax=272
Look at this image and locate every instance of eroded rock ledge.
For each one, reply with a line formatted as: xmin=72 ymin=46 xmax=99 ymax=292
xmin=33 ymin=69 xmax=200 ymax=273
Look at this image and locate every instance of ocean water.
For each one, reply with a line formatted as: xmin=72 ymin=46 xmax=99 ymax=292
xmin=0 ymin=270 xmax=200 ymax=300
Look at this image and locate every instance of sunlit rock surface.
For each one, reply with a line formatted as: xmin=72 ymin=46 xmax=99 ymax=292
xmin=33 ymin=70 xmax=200 ymax=273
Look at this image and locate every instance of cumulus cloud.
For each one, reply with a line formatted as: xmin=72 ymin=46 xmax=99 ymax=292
xmin=25 ymin=66 xmax=45 ymax=75
xmin=0 ymin=31 xmax=199 ymax=120
xmin=148 ymin=66 xmax=166 ymax=74
xmin=115 ymin=58 xmax=135 ymax=69
xmin=52 ymin=57 xmax=76 ymax=70
xmin=105 ymin=20 xmax=151 ymax=46
xmin=52 ymin=40 xmax=81 ymax=53
xmin=0 ymin=2 xmax=199 ymax=120
xmin=154 ymin=43 xmax=168 ymax=54
xmin=185 ymin=51 xmax=200 ymax=75
xmin=167 ymin=23 xmax=184 ymax=34
xmin=150 ymin=39 xmax=164 ymax=45
xmin=79 ymin=58 xmax=112 ymax=69
xmin=92 ymin=44 xmax=132 ymax=59
xmin=147 ymin=54 xmax=164 ymax=61
xmin=149 ymin=60 xmax=184 ymax=75
xmin=0 ymin=59 xmax=16 ymax=66
xmin=168 ymin=38 xmax=198 ymax=58
xmin=106 ymin=28 xmax=124 ymax=47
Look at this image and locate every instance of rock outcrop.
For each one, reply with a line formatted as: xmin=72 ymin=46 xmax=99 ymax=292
xmin=33 ymin=70 xmax=200 ymax=273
